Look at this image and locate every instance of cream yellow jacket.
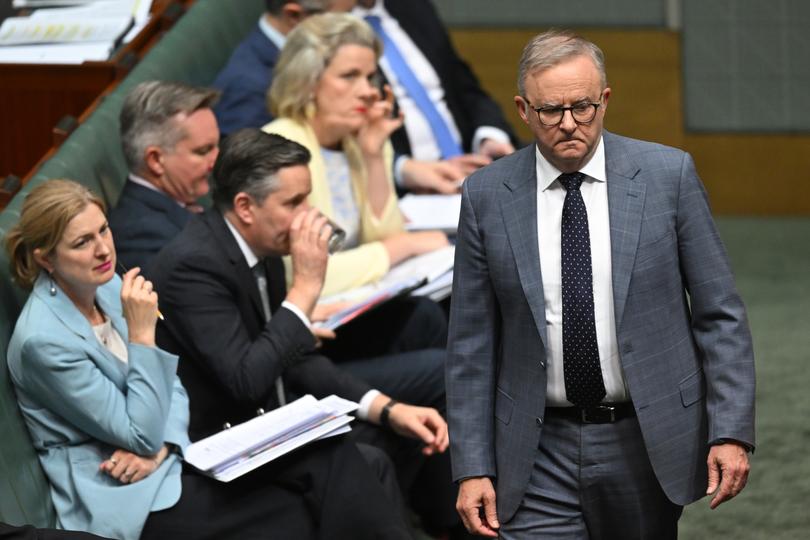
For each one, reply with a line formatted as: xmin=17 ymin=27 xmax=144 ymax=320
xmin=262 ymin=118 xmax=404 ymax=296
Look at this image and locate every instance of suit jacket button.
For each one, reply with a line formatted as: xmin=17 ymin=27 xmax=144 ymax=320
xmin=536 ymin=417 xmax=543 ymax=426
xmin=539 ymin=360 xmax=546 ymax=368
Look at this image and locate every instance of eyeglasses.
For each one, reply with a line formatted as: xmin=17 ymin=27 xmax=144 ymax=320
xmin=525 ymin=93 xmax=604 ymax=126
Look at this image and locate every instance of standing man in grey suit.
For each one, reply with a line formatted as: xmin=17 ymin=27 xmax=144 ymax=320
xmin=446 ymin=30 xmax=755 ymax=539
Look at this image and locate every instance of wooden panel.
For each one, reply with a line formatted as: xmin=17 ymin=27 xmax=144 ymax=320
xmin=0 ymin=64 xmax=117 ymax=179
xmin=449 ymin=27 xmax=810 ymax=215
xmin=0 ymin=0 xmax=187 ymax=181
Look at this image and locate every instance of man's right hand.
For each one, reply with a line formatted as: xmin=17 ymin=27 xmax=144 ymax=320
xmin=457 ymin=477 xmax=499 ymax=537
xmin=286 ymin=208 xmax=331 ymax=317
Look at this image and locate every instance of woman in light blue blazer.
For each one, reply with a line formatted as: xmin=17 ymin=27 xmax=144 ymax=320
xmin=4 ymin=179 xmax=415 ymax=540
xmin=5 ymin=180 xmax=189 ymax=540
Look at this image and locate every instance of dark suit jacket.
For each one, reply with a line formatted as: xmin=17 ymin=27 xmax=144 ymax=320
xmin=149 ymin=210 xmax=370 ymax=441
xmin=109 ymin=181 xmax=192 ymax=271
xmin=446 ymin=132 xmax=755 ymax=520
xmin=212 ymin=25 xmax=280 ymax=137
xmin=381 ymin=0 xmax=518 ymax=155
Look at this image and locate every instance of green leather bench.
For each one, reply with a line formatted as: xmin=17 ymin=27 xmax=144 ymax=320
xmin=0 ymin=0 xmax=264 ymax=527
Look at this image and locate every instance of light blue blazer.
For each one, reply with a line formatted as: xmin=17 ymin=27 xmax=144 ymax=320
xmin=7 ymin=272 xmax=191 ymax=540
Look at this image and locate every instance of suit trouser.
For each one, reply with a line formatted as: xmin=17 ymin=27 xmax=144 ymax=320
xmin=140 ymin=437 xmax=411 ymax=540
xmin=0 ymin=524 xmax=110 ymax=540
xmin=322 ymin=297 xmax=459 ymax=532
xmin=499 ymin=411 xmax=682 ymax=540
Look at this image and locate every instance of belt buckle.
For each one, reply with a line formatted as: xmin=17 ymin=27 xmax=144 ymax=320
xmin=581 ymin=405 xmax=615 ymax=424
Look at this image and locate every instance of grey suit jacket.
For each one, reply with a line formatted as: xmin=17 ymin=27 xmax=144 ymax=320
xmin=7 ymin=273 xmax=191 ymax=540
xmin=446 ymin=131 xmax=755 ymax=521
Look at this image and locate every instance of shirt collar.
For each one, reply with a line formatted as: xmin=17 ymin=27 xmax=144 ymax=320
xmin=536 ymin=135 xmax=606 ymax=191
xmin=352 ymin=0 xmax=387 ymax=18
xmin=224 ymin=214 xmax=260 ymax=269
xmin=258 ymin=14 xmax=287 ymax=50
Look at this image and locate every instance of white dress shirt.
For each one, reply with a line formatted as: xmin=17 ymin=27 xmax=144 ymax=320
xmin=258 ymin=14 xmax=286 ymax=50
xmin=352 ymin=2 xmax=509 ymax=161
xmin=223 ymin=215 xmax=379 ymax=417
xmin=534 ymin=138 xmax=628 ymax=406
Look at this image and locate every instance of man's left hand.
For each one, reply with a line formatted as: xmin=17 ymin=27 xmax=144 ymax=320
xmin=388 ymin=403 xmax=449 ymax=455
xmin=706 ymin=442 xmax=750 ymax=509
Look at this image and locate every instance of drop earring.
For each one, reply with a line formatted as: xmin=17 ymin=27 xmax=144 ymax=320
xmin=49 ymin=272 xmax=57 ymax=296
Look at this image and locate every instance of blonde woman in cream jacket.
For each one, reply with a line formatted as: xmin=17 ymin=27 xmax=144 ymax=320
xmin=262 ymin=13 xmax=447 ymax=297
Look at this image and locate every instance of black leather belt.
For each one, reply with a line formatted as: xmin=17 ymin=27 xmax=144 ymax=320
xmin=545 ymin=403 xmax=635 ymax=424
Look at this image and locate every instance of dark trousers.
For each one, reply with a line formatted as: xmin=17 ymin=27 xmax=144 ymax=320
xmin=0 ymin=524 xmax=109 ymax=540
xmin=321 ymin=296 xmax=460 ymax=533
xmin=140 ymin=437 xmax=411 ymax=540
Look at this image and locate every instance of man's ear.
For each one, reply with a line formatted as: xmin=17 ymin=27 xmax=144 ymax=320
xmin=601 ymin=86 xmax=611 ymax=112
xmin=144 ymin=145 xmax=165 ymax=178
xmin=32 ymin=248 xmax=54 ymax=274
xmin=279 ymin=3 xmax=306 ymax=28
xmin=232 ymin=192 xmax=255 ymax=225
xmin=514 ymin=95 xmax=530 ymax=126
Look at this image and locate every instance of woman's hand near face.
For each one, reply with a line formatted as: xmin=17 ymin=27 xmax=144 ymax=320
xmin=360 ymin=85 xmax=403 ymax=218
xmin=357 ymin=85 xmax=403 ymax=157
xmin=120 ymin=267 xmax=158 ymax=347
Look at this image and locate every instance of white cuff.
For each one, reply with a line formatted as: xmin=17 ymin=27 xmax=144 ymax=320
xmin=356 ymin=389 xmax=381 ymax=421
xmin=280 ymin=300 xmax=311 ymax=328
xmin=393 ymin=154 xmax=411 ymax=188
xmin=472 ymin=126 xmax=510 ymax=154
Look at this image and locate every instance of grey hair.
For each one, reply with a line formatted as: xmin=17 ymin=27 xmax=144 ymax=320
xmin=120 ymin=81 xmax=220 ymax=174
xmin=212 ymin=128 xmax=311 ymax=210
xmin=269 ymin=12 xmax=381 ymax=121
xmin=517 ymin=29 xmax=607 ymax=97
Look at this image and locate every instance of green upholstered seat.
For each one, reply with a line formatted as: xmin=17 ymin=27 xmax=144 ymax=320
xmin=0 ymin=0 xmax=264 ymax=526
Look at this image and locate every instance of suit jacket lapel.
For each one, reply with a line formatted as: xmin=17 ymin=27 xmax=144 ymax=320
xmin=35 ymin=275 xmax=128 ymax=380
xmin=501 ymin=146 xmax=548 ymax=347
xmin=124 ymin=181 xmax=192 ymax=231
xmin=203 ymin=211 xmax=266 ymax=327
xmin=604 ymin=132 xmax=645 ymax=329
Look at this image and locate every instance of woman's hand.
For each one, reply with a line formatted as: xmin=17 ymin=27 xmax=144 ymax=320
xmin=99 ymin=445 xmax=168 ymax=484
xmin=382 ymin=231 xmax=450 ymax=266
xmin=357 ymin=84 xmax=404 ymax=157
xmin=120 ymin=267 xmax=159 ymax=347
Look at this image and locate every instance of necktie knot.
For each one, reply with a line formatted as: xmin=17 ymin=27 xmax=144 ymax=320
xmin=559 ymin=172 xmax=585 ymax=192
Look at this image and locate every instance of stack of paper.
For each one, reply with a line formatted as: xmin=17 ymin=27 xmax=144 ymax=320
xmin=399 ymin=194 xmax=462 ymax=233
xmin=0 ymin=0 xmax=151 ymax=64
xmin=319 ymin=245 xmax=456 ymax=324
xmin=185 ymin=395 xmax=358 ymax=482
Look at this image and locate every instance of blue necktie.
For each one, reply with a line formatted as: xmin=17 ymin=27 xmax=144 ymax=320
xmin=364 ymin=15 xmax=462 ymax=158
xmin=559 ymin=172 xmax=606 ymax=407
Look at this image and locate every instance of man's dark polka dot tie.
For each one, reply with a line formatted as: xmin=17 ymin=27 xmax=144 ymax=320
xmin=559 ymin=172 xmax=606 ymax=407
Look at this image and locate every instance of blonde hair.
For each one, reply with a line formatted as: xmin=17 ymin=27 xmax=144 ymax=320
xmin=269 ymin=12 xmax=381 ymax=121
xmin=5 ymin=179 xmax=106 ymax=289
